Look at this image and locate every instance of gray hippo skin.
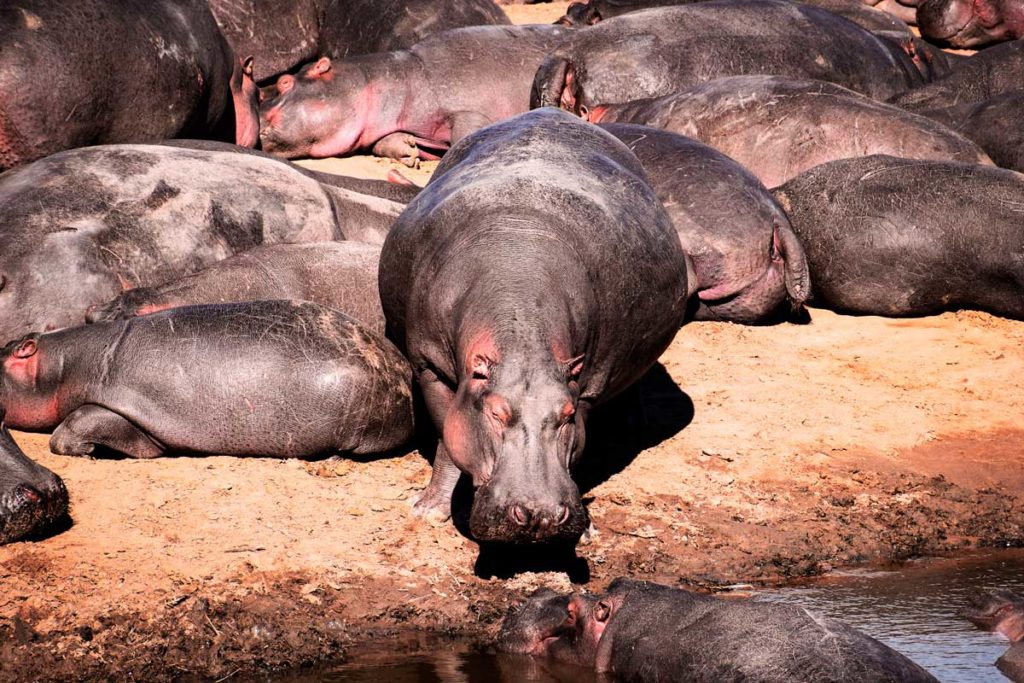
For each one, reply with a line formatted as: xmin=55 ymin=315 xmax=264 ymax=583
xmin=378 ymin=109 xmax=690 ymax=544
xmin=891 ymin=40 xmax=1024 ymax=110
xmin=0 ymin=0 xmax=258 ymax=171
xmin=593 ymin=76 xmax=992 ymax=187
xmin=87 ymin=242 xmax=386 ymax=335
xmin=0 ymin=301 xmax=413 ymax=459
xmin=531 ymin=0 xmax=924 ymax=114
xmin=0 ymin=144 xmax=404 ymax=344
xmin=0 ymin=408 xmax=68 ymax=545
xmin=917 ymin=0 xmax=1024 ymax=47
xmin=207 ymin=0 xmax=510 ymax=83
xmin=922 ymin=90 xmax=1024 ymax=171
xmin=499 ymin=579 xmax=938 ymax=682
xmin=963 ymin=590 xmax=1024 ymax=682
xmin=259 ymin=25 xmax=572 ymax=163
xmin=601 ymin=123 xmax=810 ymax=323
xmin=773 ymin=155 xmax=1024 ymax=319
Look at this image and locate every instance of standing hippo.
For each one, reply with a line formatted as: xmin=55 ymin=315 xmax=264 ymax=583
xmin=0 ymin=0 xmax=258 ymax=171
xmin=921 ymin=90 xmax=1024 ymax=172
xmin=259 ymin=25 xmax=572 ymax=163
xmin=379 ymin=109 xmax=690 ymax=544
xmin=0 ymin=144 xmax=405 ymax=344
xmin=87 ymin=242 xmax=386 ymax=335
xmin=917 ymin=0 xmax=1024 ymax=47
xmin=207 ymin=0 xmax=510 ymax=83
xmin=1 ymin=301 xmax=413 ymax=459
xmin=498 ymin=579 xmax=939 ymax=682
xmin=890 ymin=40 xmax=1024 ymax=110
xmin=773 ymin=155 xmax=1024 ymax=319
xmin=532 ymin=0 xmax=924 ymax=114
xmin=601 ymin=123 xmax=810 ymax=323
xmin=591 ymin=76 xmax=992 ymax=188
xmin=0 ymin=409 xmax=68 ymax=545
xmin=964 ymin=590 xmax=1024 ymax=682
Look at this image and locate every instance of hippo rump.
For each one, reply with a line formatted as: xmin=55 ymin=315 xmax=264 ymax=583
xmin=0 ymin=0 xmax=258 ymax=172
xmin=207 ymin=0 xmax=510 ymax=83
xmin=259 ymin=25 xmax=572 ymax=164
xmin=531 ymin=0 xmax=926 ymax=115
xmin=87 ymin=242 xmax=386 ymax=335
xmin=0 ymin=144 xmax=405 ymax=344
xmin=498 ymin=579 xmax=938 ymax=682
xmin=601 ymin=123 xmax=810 ymax=322
xmin=0 ymin=300 xmax=413 ymax=459
xmin=379 ymin=109 xmax=690 ymax=544
xmin=917 ymin=0 xmax=1024 ymax=47
xmin=964 ymin=590 xmax=1024 ymax=681
xmin=773 ymin=155 xmax=1024 ymax=319
xmin=891 ymin=40 xmax=1024 ymax=111
xmin=0 ymin=409 xmax=68 ymax=545
xmin=591 ymin=76 xmax=992 ymax=188
xmin=920 ymin=90 xmax=1024 ymax=172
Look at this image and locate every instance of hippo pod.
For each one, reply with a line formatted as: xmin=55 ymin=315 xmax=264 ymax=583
xmin=498 ymin=578 xmax=939 ymax=682
xmin=0 ymin=0 xmax=258 ymax=171
xmin=0 ymin=301 xmax=414 ymax=460
xmin=963 ymin=589 xmax=1024 ymax=681
xmin=917 ymin=0 xmax=1024 ymax=47
xmin=773 ymin=155 xmax=1024 ymax=319
xmin=379 ymin=109 xmax=690 ymax=544
xmin=594 ymin=76 xmax=992 ymax=188
xmin=0 ymin=409 xmax=68 ymax=545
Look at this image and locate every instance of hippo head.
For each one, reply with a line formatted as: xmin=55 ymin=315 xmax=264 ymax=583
xmin=259 ymin=57 xmax=369 ymax=159
xmin=917 ymin=0 xmax=1009 ymax=47
xmin=0 ymin=406 xmax=69 ymax=545
xmin=230 ymin=56 xmax=260 ymax=148
xmin=558 ymin=2 xmax=604 ymax=26
xmin=443 ymin=333 xmax=590 ymax=544
xmin=497 ymin=587 xmax=609 ymax=668
xmin=964 ymin=590 xmax=1024 ymax=642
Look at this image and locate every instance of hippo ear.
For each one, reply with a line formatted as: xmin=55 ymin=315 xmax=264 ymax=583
xmin=562 ymin=354 xmax=584 ymax=380
xmin=13 ymin=338 xmax=37 ymax=359
xmin=277 ymin=74 xmax=295 ymax=95
xmin=471 ymin=354 xmax=492 ymax=380
xmin=593 ymin=600 xmax=612 ymax=623
xmin=242 ymin=56 xmax=254 ymax=78
xmin=308 ymin=57 xmax=332 ymax=78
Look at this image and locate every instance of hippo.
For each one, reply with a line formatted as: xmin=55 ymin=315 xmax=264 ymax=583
xmin=259 ymin=25 xmax=572 ymax=163
xmin=0 ymin=144 xmax=405 ymax=344
xmin=0 ymin=300 xmax=413 ymax=459
xmin=0 ymin=0 xmax=258 ymax=172
xmin=890 ymin=40 xmax=1024 ymax=111
xmin=921 ymin=90 xmax=1024 ymax=172
xmin=0 ymin=408 xmax=69 ymax=545
xmin=772 ymin=155 xmax=1024 ymax=319
xmin=531 ymin=0 xmax=925 ymax=115
xmin=87 ymin=242 xmax=386 ymax=335
xmin=498 ymin=579 xmax=939 ymax=682
xmin=865 ymin=0 xmax=921 ymax=24
xmin=964 ymin=590 xmax=1024 ymax=682
xmin=378 ymin=109 xmax=690 ymax=544
xmin=601 ymin=123 xmax=810 ymax=323
xmin=917 ymin=0 xmax=1024 ymax=47
xmin=590 ymin=76 xmax=992 ymax=188
xmin=207 ymin=0 xmax=510 ymax=83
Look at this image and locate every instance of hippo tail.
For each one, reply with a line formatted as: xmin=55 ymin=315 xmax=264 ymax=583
xmin=774 ymin=219 xmax=811 ymax=308
xmin=531 ymin=56 xmax=571 ymax=110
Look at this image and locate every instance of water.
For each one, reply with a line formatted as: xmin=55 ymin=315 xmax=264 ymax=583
xmin=275 ymin=551 xmax=1024 ymax=682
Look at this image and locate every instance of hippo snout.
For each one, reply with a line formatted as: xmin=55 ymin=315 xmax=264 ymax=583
xmin=471 ymin=485 xmax=589 ymax=544
xmin=0 ymin=477 xmax=69 ymax=545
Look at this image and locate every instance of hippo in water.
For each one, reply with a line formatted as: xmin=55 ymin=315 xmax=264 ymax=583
xmin=920 ymin=90 xmax=1024 ymax=172
xmin=773 ymin=155 xmax=1024 ymax=319
xmin=531 ymin=0 xmax=925 ymax=114
xmin=498 ymin=579 xmax=939 ymax=682
xmin=963 ymin=590 xmax=1024 ymax=681
xmin=591 ymin=76 xmax=992 ymax=187
xmin=0 ymin=300 xmax=413 ymax=460
xmin=0 ymin=144 xmax=404 ymax=343
xmin=207 ymin=0 xmax=510 ymax=83
xmin=379 ymin=109 xmax=690 ymax=544
xmin=0 ymin=409 xmax=68 ymax=545
xmin=0 ymin=0 xmax=258 ymax=171
xmin=87 ymin=242 xmax=386 ymax=335
xmin=917 ymin=0 xmax=1024 ymax=47
xmin=601 ymin=123 xmax=810 ymax=322
xmin=259 ymin=25 xmax=571 ymax=164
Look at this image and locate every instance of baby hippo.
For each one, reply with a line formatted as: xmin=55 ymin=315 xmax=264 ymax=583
xmin=0 ymin=301 xmax=413 ymax=459
xmin=963 ymin=590 xmax=1024 ymax=682
xmin=498 ymin=578 xmax=938 ymax=682
xmin=86 ymin=242 xmax=385 ymax=335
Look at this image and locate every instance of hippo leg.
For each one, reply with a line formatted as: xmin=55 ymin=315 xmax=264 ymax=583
xmin=411 ymin=369 xmax=463 ymax=521
xmin=50 ymin=406 xmax=164 ymax=459
xmin=372 ymin=133 xmax=422 ymax=168
xmin=450 ymin=111 xmax=493 ymax=145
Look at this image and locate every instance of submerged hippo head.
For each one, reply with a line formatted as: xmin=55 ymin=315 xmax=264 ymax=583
xmin=259 ymin=57 xmax=370 ymax=159
xmin=917 ymin=0 xmax=1019 ymax=47
xmin=230 ymin=56 xmax=260 ymax=148
xmin=964 ymin=589 xmax=1024 ymax=642
xmin=497 ymin=586 xmax=614 ymax=668
xmin=442 ymin=332 xmax=590 ymax=544
xmin=0 ymin=406 xmax=69 ymax=545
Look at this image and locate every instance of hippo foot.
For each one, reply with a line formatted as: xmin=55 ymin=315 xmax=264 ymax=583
xmin=0 ymin=469 xmax=70 ymax=545
xmin=372 ymin=133 xmax=422 ymax=169
xmin=578 ymin=522 xmax=599 ymax=546
xmin=50 ymin=405 xmax=164 ymax=459
xmin=410 ymin=489 xmax=452 ymax=524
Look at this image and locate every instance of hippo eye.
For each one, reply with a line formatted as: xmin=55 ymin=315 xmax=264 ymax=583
xmin=594 ymin=601 xmax=611 ymax=623
xmin=0 ymin=275 xmax=5 ymax=291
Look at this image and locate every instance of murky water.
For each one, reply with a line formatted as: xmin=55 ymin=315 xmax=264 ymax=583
xmin=275 ymin=551 xmax=1024 ymax=682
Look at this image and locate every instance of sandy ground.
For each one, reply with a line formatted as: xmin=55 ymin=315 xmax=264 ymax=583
xmin=3 ymin=2 xmax=1023 ymax=681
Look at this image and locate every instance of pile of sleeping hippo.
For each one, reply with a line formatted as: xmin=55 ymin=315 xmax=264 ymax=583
xmin=0 ymin=0 xmax=1022 ymax=678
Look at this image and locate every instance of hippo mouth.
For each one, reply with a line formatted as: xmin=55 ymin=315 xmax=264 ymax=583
xmin=468 ymin=481 xmax=590 ymax=545
xmin=0 ymin=477 xmax=69 ymax=545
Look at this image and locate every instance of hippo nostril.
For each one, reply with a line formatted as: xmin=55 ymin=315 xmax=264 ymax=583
xmin=14 ymin=484 xmax=42 ymax=505
xmin=555 ymin=504 xmax=570 ymax=526
xmin=510 ymin=503 xmax=529 ymax=527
